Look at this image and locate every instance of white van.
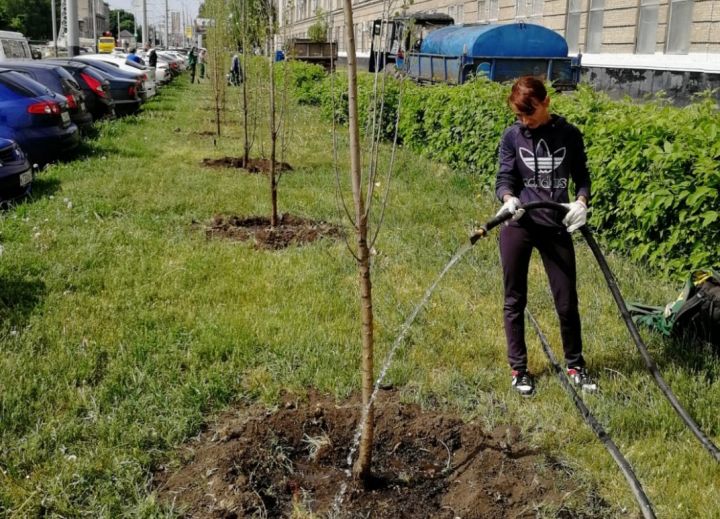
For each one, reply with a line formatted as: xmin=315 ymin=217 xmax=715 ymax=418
xmin=0 ymin=31 xmax=32 ymax=60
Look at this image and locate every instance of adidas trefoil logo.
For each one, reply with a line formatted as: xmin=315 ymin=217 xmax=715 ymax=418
xmin=519 ymin=139 xmax=566 ymax=174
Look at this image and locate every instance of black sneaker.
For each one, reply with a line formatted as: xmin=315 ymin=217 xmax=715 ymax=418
xmin=567 ymin=366 xmax=597 ymax=393
xmin=511 ymin=370 xmax=535 ymax=396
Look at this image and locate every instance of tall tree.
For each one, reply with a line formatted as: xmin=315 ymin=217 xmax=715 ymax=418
xmin=1 ymin=0 xmax=53 ymax=40
xmin=109 ymin=10 xmax=136 ymax=38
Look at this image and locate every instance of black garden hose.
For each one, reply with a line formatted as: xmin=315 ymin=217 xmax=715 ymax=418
xmin=526 ymin=310 xmax=656 ymax=519
xmin=470 ymin=201 xmax=720 ymax=463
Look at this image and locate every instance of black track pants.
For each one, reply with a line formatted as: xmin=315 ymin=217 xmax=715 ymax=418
xmin=499 ymin=222 xmax=585 ymax=371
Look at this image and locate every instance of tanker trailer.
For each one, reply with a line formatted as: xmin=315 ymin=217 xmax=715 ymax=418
xmin=402 ymin=21 xmax=581 ymax=89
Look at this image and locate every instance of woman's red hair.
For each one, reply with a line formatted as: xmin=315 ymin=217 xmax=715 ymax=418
xmin=508 ymin=76 xmax=547 ymax=115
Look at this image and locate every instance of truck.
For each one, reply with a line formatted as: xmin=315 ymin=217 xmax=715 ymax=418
xmin=98 ymin=32 xmax=116 ymax=54
xmin=369 ymin=15 xmax=580 ymax=89
xmin=285 ymin=38 xmax=338 ymax=71
xmin=0 ymin=31 xmax=33 ymax=60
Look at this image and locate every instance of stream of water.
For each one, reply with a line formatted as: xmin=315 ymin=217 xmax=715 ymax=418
xmin=329 ymin=242 xmax=473 ymax=517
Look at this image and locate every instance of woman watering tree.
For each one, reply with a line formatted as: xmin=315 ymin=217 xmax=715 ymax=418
xmin=494 ymin=76 xmax=597 ymax=397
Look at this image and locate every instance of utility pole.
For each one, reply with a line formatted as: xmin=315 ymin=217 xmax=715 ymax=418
xmin=91 ymin=0 xmax=97 ymax=52
xmin=51 ymin=0 xmax=58 ymax=56
xmin=67 ymin=0 xmax=80 ymax=56
xmin=117 ymin=10 xmax=120 ymax=38
xmin=142 ymin=0 xmax=148 ymax=48
xmin=165 ymin=0 xmax=169 ymax=48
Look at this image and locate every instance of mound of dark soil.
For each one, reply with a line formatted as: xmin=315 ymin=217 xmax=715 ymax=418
xmin=154 ymin=390 xmax=598 ymax=518
xmin=202 ymin=157 xmax=293 ymax=174
xmin=206 ymin=214 xmax=342 ymax=250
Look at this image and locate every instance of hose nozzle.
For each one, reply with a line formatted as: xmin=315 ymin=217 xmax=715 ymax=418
xmin=469 ymin=227 xmax=488 ymax=245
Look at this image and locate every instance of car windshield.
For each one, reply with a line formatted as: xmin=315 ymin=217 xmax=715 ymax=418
xmin=0 ymin=69 xmax=49 ymax=97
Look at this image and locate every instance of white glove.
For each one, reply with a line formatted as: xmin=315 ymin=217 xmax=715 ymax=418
xmin=561 ymin=200 xmax=588 ymax=233
xmin=496 ymin=196 xmax=525 ymax=221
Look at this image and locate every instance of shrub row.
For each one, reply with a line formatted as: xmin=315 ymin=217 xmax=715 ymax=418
xmin=290 ymin=62 xmax=719 ymax=278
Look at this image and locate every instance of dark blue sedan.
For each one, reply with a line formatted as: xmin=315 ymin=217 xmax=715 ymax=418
xmin=0 ymin=68 xmax=80 ymax=164
xmin=0 ymin=137 xmax=33 ymax=201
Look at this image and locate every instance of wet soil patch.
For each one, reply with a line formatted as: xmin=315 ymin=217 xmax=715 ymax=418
xmin=201 ymin=156 xmax=293 ymax=174
xmin=206 ymin=214 xmax=342 ymax=250
xmin=155 ymin=390 xmax=600 ymax=518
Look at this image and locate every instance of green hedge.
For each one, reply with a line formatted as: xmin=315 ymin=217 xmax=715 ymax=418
xmin=290 ymin=63 xmax=719 ymax=278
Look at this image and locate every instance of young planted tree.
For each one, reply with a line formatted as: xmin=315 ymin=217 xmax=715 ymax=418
xmin=205 ymin=0 xmax=229 ymax=138
xmin=260 ymin=0 xmax=294 ymax=228
xmin=264 ymin=0 xmax=280 ymax=227
xmin=230 ymin=0 xmax=263 ymax=166
xmin=334 ymin=0 xmax=405 ymax=483
xmin=341 ymin=0 xmax=374 ymax=481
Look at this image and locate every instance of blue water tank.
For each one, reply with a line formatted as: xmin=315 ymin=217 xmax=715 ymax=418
xmin=420 ymin=23 xmax=569 ymax=58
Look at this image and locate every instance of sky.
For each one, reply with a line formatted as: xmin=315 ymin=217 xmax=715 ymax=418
xmin=107 ymin=0 xmax=203 ymax=26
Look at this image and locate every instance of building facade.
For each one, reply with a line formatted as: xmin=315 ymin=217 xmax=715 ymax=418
xmin=78 ymin=0 xmax=111 ymax=40
xmin=277 ymin=0 xmax=720 ymax=101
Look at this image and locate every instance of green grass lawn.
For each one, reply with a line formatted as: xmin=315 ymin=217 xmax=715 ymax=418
xmin=0 ymin=76 xmax=718 ymax=517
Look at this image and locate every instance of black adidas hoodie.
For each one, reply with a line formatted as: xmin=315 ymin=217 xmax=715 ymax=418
xmin=495 ymin=114 xmax=591 ymax=228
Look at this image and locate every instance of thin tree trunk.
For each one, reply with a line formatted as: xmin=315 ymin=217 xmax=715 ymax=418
xmin=243 ymin=68 xmax=250 ymax=164
xmin=215 ymin=96 xmax=221 ymax=137
xmin=242 ymin=1 xmax=250 ymax=165
xmin=268 ymin=28 xmax=278 ymax=227
xmin=343 ymin=0 xmax=374 ymax=482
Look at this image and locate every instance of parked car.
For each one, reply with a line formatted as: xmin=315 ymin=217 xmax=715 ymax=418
xmin=161 ymin=51 xmax=188 ymax=71
xmin=0 ymin=31 xmax=33 ymax=60
xmin=1 ymin=60 xmax=93 ymax=132
xmin=156 ymin=53 xmax=180 ymax=78
xmin=0 ymin=68 xmax=80 ymax=164
xmin=79 ymin=54 xmax=156 ymax=99
xmin=64 ymin=57 xmax=143 ymax=115
xmin=0 ymin=138 xmax=33 ymax=201
xmin=134 ymin=50 xmax=173 ymax=84
xmin=42 ymin=59 xmax=115 ymax=120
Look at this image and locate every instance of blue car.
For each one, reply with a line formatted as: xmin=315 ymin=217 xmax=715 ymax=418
xmin=0 ymin=68 xmax=80 ymax=164
xmin=0 ymin=138 xmax=33 ymax=201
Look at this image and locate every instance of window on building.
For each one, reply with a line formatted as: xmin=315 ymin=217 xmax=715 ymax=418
xmin=586 ymin=0 xmax=604 ymax=53
xmin=478 ymin=0 xmax=499 ymax=20
xmin=489 ymin=0 xmax=499 ymax=20
xmin=478 ymin=0 xmax=486 ymax=21
xmin=566 ymin=0 xmax=582 ymax=52
xmin=449 ymin=4 xmax=464 ymax=24
xmin=336 ymin=25 xmax=344 ymax=51
xmin=636 ymin=0 xmax=659 ymax=54
xmin=531 ymin=0 xmax=543 ymax=17
xmin=666 ymin=0 xmax=692 ymax=54
xmin=515 ymin=0 xmax=541 ymax=19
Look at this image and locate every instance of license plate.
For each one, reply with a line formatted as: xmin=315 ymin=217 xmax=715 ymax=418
xmin=19 ymin=170 xmax=33 ymax=186
xmin=61 ymin=111 xmax=70 ymax=124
